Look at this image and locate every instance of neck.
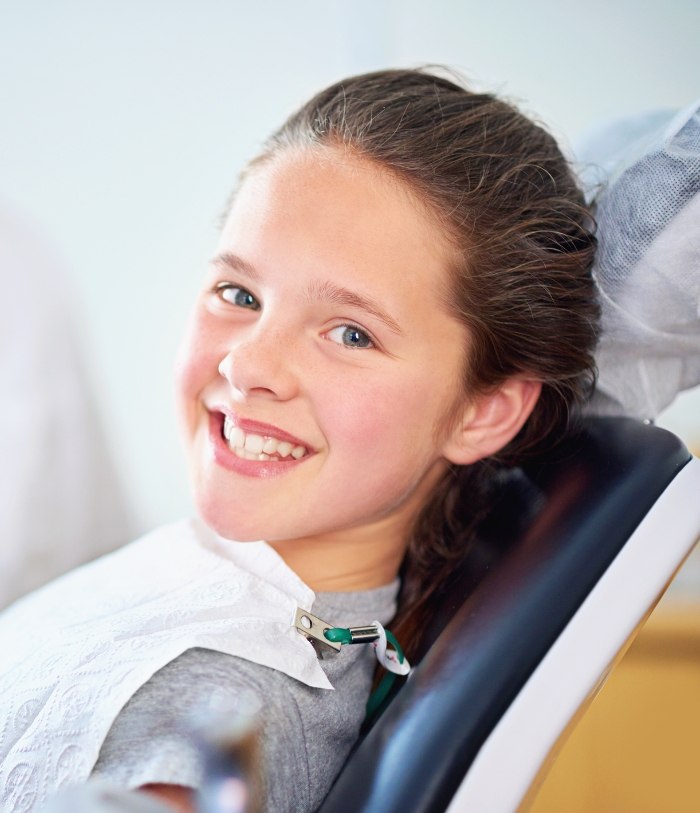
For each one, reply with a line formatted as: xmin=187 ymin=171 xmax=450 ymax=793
xmin=267 ymin=518 xmax=409 ymax=592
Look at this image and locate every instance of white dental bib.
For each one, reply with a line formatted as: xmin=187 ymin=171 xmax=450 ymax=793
xmin=0 ymin=519 xmax=331 ymax=811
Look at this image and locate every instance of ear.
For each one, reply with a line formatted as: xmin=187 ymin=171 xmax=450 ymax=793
xmin=442 ymin=378 xmax=542 ymax=466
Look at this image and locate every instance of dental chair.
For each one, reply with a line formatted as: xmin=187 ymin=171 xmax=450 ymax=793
xmin=313 ymin=96 xmax=696 ymax=813
xmin=316 ymin=415 xmax=700 ymax=813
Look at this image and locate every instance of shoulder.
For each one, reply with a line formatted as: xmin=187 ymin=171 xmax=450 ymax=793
xmin=92 ymin=649 xmax=262 ymax=790
xmin=93 ymin=645 xmax=372 ymax=813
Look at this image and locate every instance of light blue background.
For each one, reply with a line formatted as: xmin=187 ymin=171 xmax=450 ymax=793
xmin=2 ymin=0 xmax=699 ymax=532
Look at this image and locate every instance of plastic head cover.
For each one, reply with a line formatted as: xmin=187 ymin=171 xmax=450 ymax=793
xmin=575 ymin=100 xmax=700 ymax=421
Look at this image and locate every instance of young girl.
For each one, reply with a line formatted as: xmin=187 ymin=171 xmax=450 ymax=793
xmin=0 ymin=68 xmax=598 ymax=813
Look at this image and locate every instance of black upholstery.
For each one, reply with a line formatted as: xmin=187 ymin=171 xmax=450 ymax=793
xmin=317 ymin=417 xmax=691 ymax=813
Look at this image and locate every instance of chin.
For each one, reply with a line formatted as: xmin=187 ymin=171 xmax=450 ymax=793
xmin=193 ymin=492 xmax=263 ymax=543
xmin=199 ymin=510 xmax=267 ymax=542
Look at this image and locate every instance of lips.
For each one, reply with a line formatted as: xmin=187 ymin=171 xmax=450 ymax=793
xmin=207 ymin=410 xmax=313 ymax=477
xmin=223 ymin=415 xmax=309 ymax=461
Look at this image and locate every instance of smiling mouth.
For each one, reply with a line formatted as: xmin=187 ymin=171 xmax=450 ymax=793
xmin=222 ymin=415 xmax=310 ymax=462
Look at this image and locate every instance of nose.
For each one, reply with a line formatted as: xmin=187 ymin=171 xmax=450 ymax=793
xmin=217 ymin=325 xmax=299 ymax=402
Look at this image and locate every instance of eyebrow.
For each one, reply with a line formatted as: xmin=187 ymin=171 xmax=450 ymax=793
xmin=210 ymin=252 xmax=260 ymax=281
xmin=304 ymin=280 xmax=403 ymax=335
xmin=210 ymin=252 xmax=403 ymax=335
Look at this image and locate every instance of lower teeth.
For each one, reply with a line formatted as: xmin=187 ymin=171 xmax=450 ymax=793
xmin=232 ymin=447 xmax=279 ymax=462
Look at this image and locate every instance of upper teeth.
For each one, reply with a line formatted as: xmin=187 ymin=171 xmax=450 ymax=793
xmin=223 ymin=416 xmax=308 ymax=461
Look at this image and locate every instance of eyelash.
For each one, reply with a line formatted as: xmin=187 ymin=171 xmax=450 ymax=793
xmin=214 ymin=282 xmax=260 ymax=311
xmin=212 ymin=281 xmax=376 ymax=350
xmin=326 ymin=324 xmax=375 ymax=350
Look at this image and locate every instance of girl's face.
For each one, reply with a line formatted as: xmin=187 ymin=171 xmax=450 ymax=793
xmin=176 ymin=148 xmax=471 ymax=589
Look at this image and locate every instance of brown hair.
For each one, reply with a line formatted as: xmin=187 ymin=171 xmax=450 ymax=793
xmin=251 ymin=68 xmax=599 ymax=658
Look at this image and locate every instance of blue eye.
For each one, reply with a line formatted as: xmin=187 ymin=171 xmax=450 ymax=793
xmin=216 ymin=283 xmax=260 ymax=310
xmin=327 ymin=325 xmax=374 ymax=349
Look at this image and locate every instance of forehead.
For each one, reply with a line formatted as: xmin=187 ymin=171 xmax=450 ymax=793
xmin=220 ymin=147 xmax=457 ymax=304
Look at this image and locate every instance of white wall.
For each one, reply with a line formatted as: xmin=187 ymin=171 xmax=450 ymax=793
xmin=2 ymin=0 xmax=699 ymax=533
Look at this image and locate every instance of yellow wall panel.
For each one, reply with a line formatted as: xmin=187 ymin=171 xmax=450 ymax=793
xmin=530 ymin=600 xmax=700 ymax=813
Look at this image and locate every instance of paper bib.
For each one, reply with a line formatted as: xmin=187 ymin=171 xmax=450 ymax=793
xmin=0 ymin=519 xmax=331 ymax=811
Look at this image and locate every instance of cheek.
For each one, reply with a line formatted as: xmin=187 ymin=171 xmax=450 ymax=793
xmin=314 ymin=376 xmax=449 ymax=524
xmin=319 ymin=373 xmax=446 ymax=456
xmin=173 ymin=319 xmax=217 ymax=430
